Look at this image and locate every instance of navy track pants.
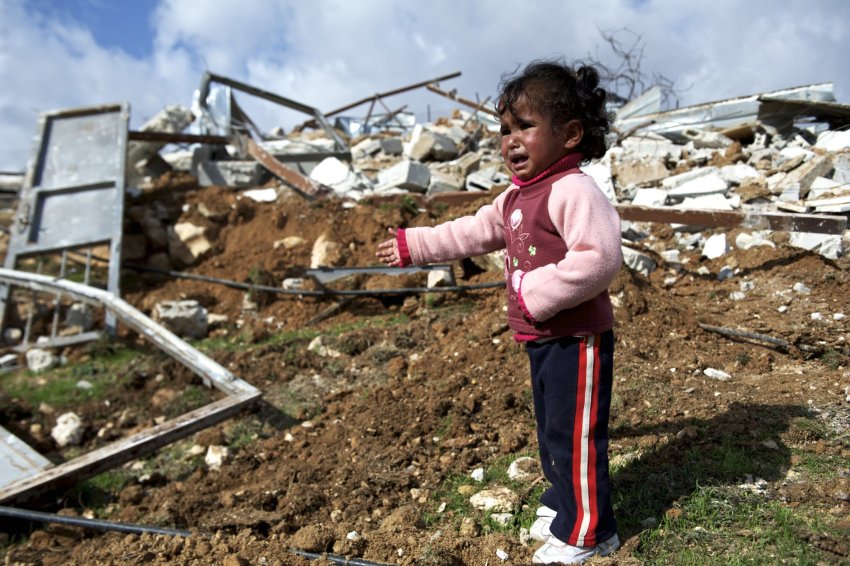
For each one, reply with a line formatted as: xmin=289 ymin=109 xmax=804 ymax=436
xmin=526 ymin=331 xmax=617 ymax=546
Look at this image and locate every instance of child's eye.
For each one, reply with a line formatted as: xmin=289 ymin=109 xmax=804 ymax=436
xmin=500 ymin=127 xmax=510 ymax=136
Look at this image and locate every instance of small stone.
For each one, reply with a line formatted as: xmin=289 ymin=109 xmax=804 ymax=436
xmin=507 ymin=456 xmax=539 ymax=482
xmin=51 ymin=412 xmax=84 ymax=447
xmin=490 ymin=513 xmax=513 ymax=527
xmin=703 ymin=368 xmax=731 ymax=381
xmin=811 ymin=312 xmax=823 ymax=321
xmin=205 ymin=445 xmax=229 ymax=471
xmin=469 ymin=486 xmax=518 ymax=512
xmin=459 ymin=517 xmax=480 ymax=537
xmin=496 ymin=549 xmax=509 ymax=561
xmin=470 ymin=467 xmax=485 ymax=482
xmin=792 ymin=282 xmax=811 ymax=295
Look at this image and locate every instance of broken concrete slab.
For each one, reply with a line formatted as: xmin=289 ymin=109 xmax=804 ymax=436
xmin=632 ymin=188 xmax=667 ymax=207
xmin=466 ymin=166 xmax=509 ymax=192
xmin=621 ymin=246 xmax=656 ymax=276
xmin=197 ymin=160 xmax=265 ymax=187
xmin=666 ymin=171 xmax=729 ymax=200
xmin=427 ymin=170 xmax=465 ymax=195
xmin=168 ymin=222 xmax=212 ymax=267
xmin=376 ymin=160 xmax=431 ymax=193
xmin=153 ymin=300 xmax=209 ymax=339
xmin=613 ymin=156 xmax=668 ymax=188
xmin=789 ymin=232 xmax=844 ymax=259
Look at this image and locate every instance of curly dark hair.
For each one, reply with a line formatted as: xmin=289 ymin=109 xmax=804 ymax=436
xmin=496 ymin=58 xmax=613 ymax=161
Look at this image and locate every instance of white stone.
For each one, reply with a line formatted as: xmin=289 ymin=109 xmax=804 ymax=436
xmin=282 ymin=278 xmax=304 ymax=290
xmin=808 ymin=176 xmax=841 ymax=199
xmin=815 ymin=130 xmax=850 ymax=152
xmin=834 ymin=313 xmax=846 ymax=321
xmin=667 ymin=173 xmax=728 ymax=200
xmin=735 ymin=232 xmax=775 ymax=250
xmin=810 ymin=312 xmax=823 ymax=321
xmin=168 ymin=222 xmax=211 ymax=266
xmin=51 ymin=412 xmax=84 ymax=447
xmin=507 ymin=456 xmax=540 ymax=482
xmin=789 ymin=232 xmax=843 ymax=260
xmin=496 ymin=548 xmax=510 ymax=561
xmin=729 ymin=291 xmax=746 ymax=301
xmin=470 ymin=467 xmax=485 ymax=482
xmin=491 ymin=514 xmax=513 ymax=527
xmin=26 ymin=348 xmax=58 ymax=372
xmin=720 ymin=163 xmax=761 ymax=185
xmin=466 ymin=166 xmax=510 ymax=192
xmin=307 ymin=336 xmax=341 ymax=358
xmin=376 ymin=160 xmax=431 ymax=193
xmin=346 ymin=531 xmax=361 ymax=541
xmin=274 ymin=236 xmax=307 ymax=250
xmin=469 ymin=486 xmax=518 ymax=512
xmin=310 ymin=233 xmax=344 ymax=268
xmin=581 ymin=162 xmax=616 ymax=202
xmin=632 ymin=188 xmax=667 ymax=207
xmin=740 ymin=281 xmax=756 ymax=292
xmin=703 ymin=368 xmax=731 ymax=381
xmin=310 ymin=157 xmax=366 ymax=196
xmin=702 ymin=233 xmax=728 ymax=259
xmin=76 ymin=379 xmax=93 ymax=390
xmin=778 ymin=305 xmax=788 ymax=313
xmin=153 ymin=300 xmax=209 ymax=339
xmin=242 ymin=188 xmax=278 ymax=202
xmin=792 ymin=282 xmax=811 ymax=295
xmin=621 ymin=246 xmax=656 ymax=276
xmin=427 ymin=269 xmax=454 ymax=288
xmin=205 ymin=445 xmax=229 ymax=471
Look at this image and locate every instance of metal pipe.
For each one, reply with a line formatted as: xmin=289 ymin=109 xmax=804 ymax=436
xmin=0 ymin=505 xmax=192 ymax=537
xmin=291 ymin=548 xmax=393 ymax=566
xmin=122 ymin=262 xmax=505 ymax=297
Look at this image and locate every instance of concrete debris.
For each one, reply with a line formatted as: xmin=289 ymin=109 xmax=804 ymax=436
xmin=51 ymin=412 xmax=84 ymax=447
xmin=702 ymin=233 xmax=729 ymax=259
xmin=506 ymin=456 xmax=540 ymax=482
xmin=25 ymin=348 xmax=59 ymax=373
xmin=377 ymin=160 xmax=431 ymax=193
xmin=153 ymin=300 xmax=209 ymax=339
xmin=168 ymin=222 xmax=212 ymax=267
xmin=468 ymin=486 xmax=518 ymax=512
xmin=621 ymin=246 xmax=656 ymax=276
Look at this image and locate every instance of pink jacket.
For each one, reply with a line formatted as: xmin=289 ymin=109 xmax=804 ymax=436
xmin=398 ymin=156 xmax=622 ymax=339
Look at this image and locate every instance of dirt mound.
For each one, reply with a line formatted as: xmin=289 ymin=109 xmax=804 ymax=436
xmin=2 ymin=178 xmax=849 ymax=565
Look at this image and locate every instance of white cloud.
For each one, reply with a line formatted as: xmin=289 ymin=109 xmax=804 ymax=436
xmin=1 ymin=0 xmax=849 ymax=170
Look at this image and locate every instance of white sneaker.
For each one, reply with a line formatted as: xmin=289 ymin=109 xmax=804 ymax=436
xmin=529 ymin=505 xmax=557 ymax=542
xmin=532 ymin=533 xmax=620 ymax=565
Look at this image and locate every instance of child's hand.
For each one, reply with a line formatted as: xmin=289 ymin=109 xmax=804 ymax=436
xmin=376 ymin=227 xmax=402 ymax=266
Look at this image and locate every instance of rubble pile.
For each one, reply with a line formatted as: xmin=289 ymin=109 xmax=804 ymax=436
xmin=123 ymin=81 xmax=849 ymax=291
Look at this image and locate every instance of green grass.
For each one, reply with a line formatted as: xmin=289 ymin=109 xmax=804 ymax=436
xmin=1 ymin=345 xmax=141 ymax=409
xmin=637 ymin=486 xmax=838 ymax=565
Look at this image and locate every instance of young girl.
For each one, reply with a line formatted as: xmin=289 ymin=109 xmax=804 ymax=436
xmin=376 ymin=59 xmax=622 ymax=565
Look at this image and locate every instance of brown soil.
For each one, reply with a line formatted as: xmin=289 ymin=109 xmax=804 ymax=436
xmin=2 ymin=175 xmax=849 ymax=565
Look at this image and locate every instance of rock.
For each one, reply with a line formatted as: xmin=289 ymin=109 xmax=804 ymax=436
xmin=376 ymin=160 xmax=430 ymax=193
xmin=703 ymin=368 xmax=731 ymax=381
xmin=735 ymin=232 xmax=775 ymax=250
xmin=274 ymin=236 xmax=307 ymax=250
xmin=469 ymin=486 xmax=518 ymax=512
xmin=491 ymin=514 xmax=512 ymax=527
xmin=310 ymin=233 xmax=344 ymax=268
xmin=26 ymin=348 xmax=58 ymax=372
xmin=621 ymin=247 xmax=656 ymax=276
xmin=168 ymin=222 xmax=211 ymax=267
xmin=631 ymin=188 xmax=667 ymax=207
xmin=205 ymin=445 xmax=229 ymax=471
xmin=507 ymin=456 xmax=540 ymax=482
xmin=789 ymin=232 xmax=843 ymax=260
xmin=197 ymin=161 xmax=264 ymax=187
xmin=792 ymin=282 xmax=812 ymax=295
xmin=153 ymin=300 xmax=209 ymax=339
xmin=470 ymin=467 xmax=485 ymax=482
xmin=242 ymin=188 xmax=278 ymax=202
xmin=466 ymin=166 xmax=510 ymax=192
xmin=701 ymin=233 xmax=728 ymax=259
xmin=310 ymin=157 xmax=370 ymax=196
xmin=427 ymin=268 xmax=454 ymax=288
xmin=459 ymin=517 xmax=480 ymax=537
xmin=427 ymin=170 xmax=465 ymax=194
xmin=51 ymin=412 xmax=84 ymax=447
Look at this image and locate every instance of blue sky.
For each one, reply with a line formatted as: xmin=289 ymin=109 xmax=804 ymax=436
xmin=1 ymin=0 xmax=849 ymax=171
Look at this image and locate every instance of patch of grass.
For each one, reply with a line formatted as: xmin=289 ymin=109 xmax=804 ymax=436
xmin=163 ymin=384 xmax=215 ymax=418
xmin=0 ymin=345 xmax=141 ymax=410
xmin=66 ymin=470 xmax=131 ymax=511
xmin=636 ymin=486 xmax=837 ymax=564
xmin=790 ymin=450 xmax=843 ymax=479
xmin=819 ymin=349 xmax=846 ymax=370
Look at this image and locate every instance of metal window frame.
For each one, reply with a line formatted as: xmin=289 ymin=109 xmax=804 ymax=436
xmin=0 ymin=268 xmax=261 ymax=504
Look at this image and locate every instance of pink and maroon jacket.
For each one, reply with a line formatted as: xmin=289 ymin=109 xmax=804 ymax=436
xmin=397 ymin=153 xmax=622 ymax=341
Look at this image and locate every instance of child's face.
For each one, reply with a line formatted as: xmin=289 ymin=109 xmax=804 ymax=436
xmin=499 ymin=96 xmax=573 ymax=182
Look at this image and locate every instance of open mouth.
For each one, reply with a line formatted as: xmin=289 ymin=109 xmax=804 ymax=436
xmin=510 ymin=155 xmax=528 ymax=167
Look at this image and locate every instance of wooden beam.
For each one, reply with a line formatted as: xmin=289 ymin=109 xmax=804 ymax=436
xmin=241 ymin=136 xmax=331 ymax=199
xmin=615 ymin=204 xmax=847 ymax=235
xmin=426 ymin=84 xmax=498 ymax=117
